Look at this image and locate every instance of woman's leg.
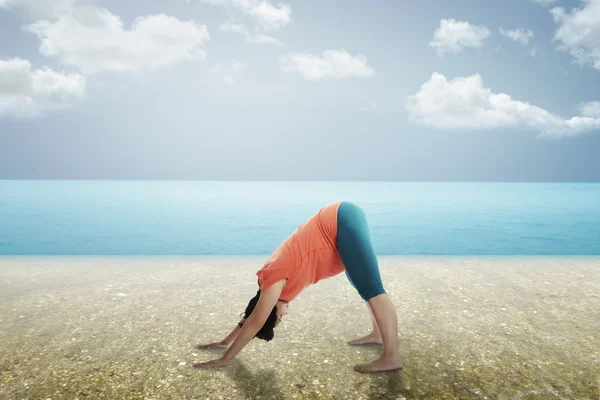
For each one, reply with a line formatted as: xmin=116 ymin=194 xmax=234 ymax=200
xmin=366 ymin=301 xmax=382 ymax=338
xmin=347 ymin=301 xmax=383 ymax=345
xmin=337 ymin=202 xmax=386 ymax=301
xmin=362 ymin=293 xmax=403 ymax=372
xmin=344 ymin=270 xmax=382 ymax=344
xmin=337 ymin=202 xmax=403 ymax=372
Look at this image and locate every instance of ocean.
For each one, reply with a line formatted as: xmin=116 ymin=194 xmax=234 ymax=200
xmin=0 ymin=180 xmax=598 ymax=255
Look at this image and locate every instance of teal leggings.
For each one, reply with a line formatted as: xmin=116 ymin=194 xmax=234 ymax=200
xmin=336 ymin=201 xmax=386 ymax=302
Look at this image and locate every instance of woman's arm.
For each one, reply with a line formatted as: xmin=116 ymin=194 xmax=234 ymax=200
xmin=221 ymin=319 xmax=244 ymax=345
xmin=221 ymin=279 xmax=286 ymax=363
xmin=221 ymin=317 xmax=264 ymax=362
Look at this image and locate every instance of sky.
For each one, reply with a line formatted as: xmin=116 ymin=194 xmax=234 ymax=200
xmin=0 ymin=0 xmax=599 ymax=181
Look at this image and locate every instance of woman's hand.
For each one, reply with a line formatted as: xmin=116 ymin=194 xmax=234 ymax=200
xmin=196 ymin=341 xmax=229 ymax=349
xmin=192 ymin=357 xmax=229 ymax=369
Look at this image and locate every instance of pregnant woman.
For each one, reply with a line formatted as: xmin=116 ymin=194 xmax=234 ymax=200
xmin=194 ymin=201 xmax=404 ymax=373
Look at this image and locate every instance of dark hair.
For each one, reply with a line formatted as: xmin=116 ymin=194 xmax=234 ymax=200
xmin=239 ymin=289 xmax=278 ymax=341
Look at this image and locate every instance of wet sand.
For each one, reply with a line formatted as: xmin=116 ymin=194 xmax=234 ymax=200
xmin=0 ymin=256 xmax=598 ymax=400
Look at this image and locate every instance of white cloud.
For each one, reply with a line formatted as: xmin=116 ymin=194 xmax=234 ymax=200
xmin=551 ymin=0 xmax=600 ymax=70
xmin=499 ymin=28 xmax=534 ymax=46
xmin=429 ymin=19 xmax=491 ymax=56
xmin=23 ymin=7 xmax=210 ymax=74
xmin=406 ymin=73 xmax=600 ymax=138
xmin=234 ymin=0 xmax=290 ymax=30
xmin=530 ymin=46 xmax=538 ymax=57
xmin=249 ymin=33 xmax=282 ymax=45
xmin=219 ymin=20 xmax=282 ymax=45
xmin=531 ymin=0 xmax=557 ymax=5
xmin=210 ymin=61 xmax=246 ymax=84
xmin=203 ymin=0 xmax=291 ymax=30
xmin=0 ymin=58 xmax=85 ymax=118
xmin=218 ymin=19 xmax=246 ymax=34
xmin=279 ymin=50 xmax=375 ymax=80
xmin=580 ymin=101 xmax=600 ymax=117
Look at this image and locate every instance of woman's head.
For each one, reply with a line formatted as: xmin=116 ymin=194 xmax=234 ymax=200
xmin=239 ymin=290 xmax=288 ymax=341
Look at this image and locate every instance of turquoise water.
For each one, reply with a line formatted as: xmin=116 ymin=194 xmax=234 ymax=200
xmin=0 ymin=180 xmax=598 ymax=255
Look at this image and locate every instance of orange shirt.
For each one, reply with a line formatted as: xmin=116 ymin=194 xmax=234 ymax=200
xmin=256 ymin=200 xmax=345 ymax=302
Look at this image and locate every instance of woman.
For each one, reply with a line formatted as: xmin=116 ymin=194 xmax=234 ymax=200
xmin=193 ymin=200 xmax=404 ymax=373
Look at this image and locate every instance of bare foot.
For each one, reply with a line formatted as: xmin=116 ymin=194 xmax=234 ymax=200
xmin=347 ymin=333 xmax=383 ymax=346
xmin=354 ymin=355 xmax=404 ymax=373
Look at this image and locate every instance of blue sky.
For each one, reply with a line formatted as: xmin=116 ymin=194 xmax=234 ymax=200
xmin=1 ymin=0 xmax=599 ymax=181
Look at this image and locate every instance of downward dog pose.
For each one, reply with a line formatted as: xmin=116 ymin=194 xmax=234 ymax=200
xmin=194 ymin=201 xmax=404 ymax=373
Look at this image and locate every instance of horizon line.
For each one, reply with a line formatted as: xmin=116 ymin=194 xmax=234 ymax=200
xmin=0 ymin=179 xmax=599 ymax=183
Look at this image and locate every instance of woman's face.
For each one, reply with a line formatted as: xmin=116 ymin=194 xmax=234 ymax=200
xmin=274 ymin=300 xmax=288 ymax=327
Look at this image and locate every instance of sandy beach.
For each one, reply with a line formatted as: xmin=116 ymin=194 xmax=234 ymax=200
xmin=0 ymin=256 xmax=598 ymax=400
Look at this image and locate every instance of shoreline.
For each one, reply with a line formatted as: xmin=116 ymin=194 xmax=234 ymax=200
xmin=2 ymin=254 xmax=599 ymax=260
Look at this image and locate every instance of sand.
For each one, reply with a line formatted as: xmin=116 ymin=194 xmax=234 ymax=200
xmin=0 ymin=256 xmax=598 ymax=400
